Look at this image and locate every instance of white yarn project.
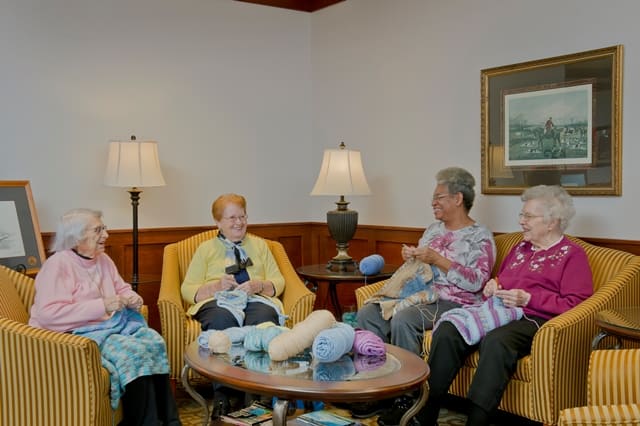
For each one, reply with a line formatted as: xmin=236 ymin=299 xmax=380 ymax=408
xmin=268 ymin=309 xmax=336 ymax=361
xmin=208 ymin=330 xmax=231 ymax=354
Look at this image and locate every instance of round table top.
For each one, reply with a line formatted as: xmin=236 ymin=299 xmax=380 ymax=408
xmin=595 ymin=306 xmax=640 ymax=341
xmin=184 ymin=341 xmax=429 ymax=403
xmin=296 ymin=264 xmax=397 ymax=282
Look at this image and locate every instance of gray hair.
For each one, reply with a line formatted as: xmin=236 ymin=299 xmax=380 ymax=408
xmin=436 ymin=167 xmax=476 ymax=211
xmin=51 ymin=208 xmax=103 ymax=252
xmin=521 ymin=185 xmax=575 ymax=232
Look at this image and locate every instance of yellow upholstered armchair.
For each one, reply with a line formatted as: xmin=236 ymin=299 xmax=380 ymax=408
xmin=557 ymin=348 xmax=640 ymax=425
xmin=158 ymin=230 xmax=316 ymax=384
xmin=356 ymin=232 xmax=640 ymax=425
xmin=0 ymin=264 xmax=115 ymax=426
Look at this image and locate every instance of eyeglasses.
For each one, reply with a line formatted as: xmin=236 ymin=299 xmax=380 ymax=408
xmin=432 ymin=193 xmax=452 ymax=203
xmin=518 ymin=212 xmax=543 ymax=221
xmin=92 ymin=225 xmax=108 ymax=234
xmin=222 ymin=215 xmax=248 ymax=223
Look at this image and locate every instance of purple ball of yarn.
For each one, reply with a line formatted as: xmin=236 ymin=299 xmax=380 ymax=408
xmin=359 ymin=254 xmax=384 ymax=275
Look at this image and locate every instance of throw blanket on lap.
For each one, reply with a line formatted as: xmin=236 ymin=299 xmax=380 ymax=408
xmin=434 ymin=296 xmax=523 ymax=345
xmin=364 ymin=259 xmax=438 ymax=320
xmin=73 ymin=309 xmax=170 ymax=409
xmin=215 ymin=289 xmax=287 ymax=326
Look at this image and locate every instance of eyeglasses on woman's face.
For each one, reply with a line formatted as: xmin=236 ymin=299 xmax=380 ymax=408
xmin=222 ymin=215 xmax=248 ymax=223
xmin=432 ymin=193 xmax=453 ymax=203
xmin=91 ymin=224 xmax=108 ymax=235
xmin=518 ymin=212 xmax=543 ymax=222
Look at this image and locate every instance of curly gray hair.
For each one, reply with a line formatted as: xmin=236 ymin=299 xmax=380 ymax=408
xmin=51 ymin=208 xmax=103 ymax=252
xmin=521 ymin=185 xmax=575 ymax=232
xmin=436 ymin=167 xmax=476 ymax=211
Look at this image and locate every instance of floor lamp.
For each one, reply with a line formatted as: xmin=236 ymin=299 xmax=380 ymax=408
xmin=104 ymin=135 xmax=166 ymax=292
xmin=311 ymin=142 xmax=371 ymax=271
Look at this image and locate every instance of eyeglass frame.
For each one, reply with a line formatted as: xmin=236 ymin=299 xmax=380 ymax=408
xmin=222 ymin=215 xmax=248 ymax=223
xmin=518 ymin=212 xmax=545 ymax=221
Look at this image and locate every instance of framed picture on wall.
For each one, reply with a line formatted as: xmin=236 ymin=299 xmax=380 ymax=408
xmin=481 ymin=45 xmax=623 ymax=195
xmin=0 ymin=181 xmax=46 ymax=275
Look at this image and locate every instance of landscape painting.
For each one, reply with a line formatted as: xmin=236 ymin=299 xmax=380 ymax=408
xmin=503 ymin=82 xmax=592 ymax=167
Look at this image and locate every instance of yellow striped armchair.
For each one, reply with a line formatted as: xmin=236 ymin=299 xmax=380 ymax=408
xmin=558 ymin=349 xmax=640 ymax=425
xmin=355 ymin=232 xmax=640 ymax=425
xmin=0 ymin=264 xmax=117 ymax=426
xmin=158 ymin=230 xmax=316 ymax=384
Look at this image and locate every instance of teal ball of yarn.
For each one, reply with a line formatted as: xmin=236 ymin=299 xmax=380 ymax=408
xmin=359 ymin=254 xmax=384 ymax=275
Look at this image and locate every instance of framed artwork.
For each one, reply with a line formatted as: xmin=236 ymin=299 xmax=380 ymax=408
xmin=0 ymin=181 xmax=46 ymax=275
xmin=481 ymin=45 xmax=623 ymax=195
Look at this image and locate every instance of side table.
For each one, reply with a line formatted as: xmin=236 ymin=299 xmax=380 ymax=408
xmin=296 ymin=264 xmax=397 ymax=317
xmin=591 ymin=306 xmax=640 ymax=349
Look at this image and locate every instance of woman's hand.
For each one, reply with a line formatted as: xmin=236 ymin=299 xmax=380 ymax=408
xmin=104 ymin=295 xmax=125 ymax=314
xmin=495 ymin=288 xmax=532 ymax=307
xmin=237 ymin=280 xmax=263 ymax=295
xmin=195 ymin=275 xmax=237 ymax=302
xmin=412 ymin=246 xmax=452 ymax=272
xmin=483 ymin=278 xmax=500 ymax=298
xmin=124 ymin=293 xmax=143 ymax=311
xmin=402 ymin=245 xmax=417 ymax=261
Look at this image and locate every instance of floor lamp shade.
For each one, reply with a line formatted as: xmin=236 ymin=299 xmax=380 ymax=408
xmin=311 ymin=142 xmax=371 ymax=271
xmin=104 ymin=136 xmax=166 ymax=291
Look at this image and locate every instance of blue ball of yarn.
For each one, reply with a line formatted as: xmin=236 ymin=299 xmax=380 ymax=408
xmin=359 ymin=254 xmax=384 ymax=275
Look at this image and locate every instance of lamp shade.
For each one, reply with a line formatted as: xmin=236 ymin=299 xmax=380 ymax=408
xmin=310 ymin=145 xmax=371 ymax=196
xmin=104 ymin=137 xmax=166 ymax=188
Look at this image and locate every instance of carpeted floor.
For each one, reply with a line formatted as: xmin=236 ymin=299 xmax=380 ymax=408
xmin=174 ymin=383 xmax=468 ymax=425
xmin=175 ymin=383 xmax=541 ymax=425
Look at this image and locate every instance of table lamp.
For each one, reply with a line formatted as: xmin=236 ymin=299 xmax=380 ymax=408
xmin=104 ymin=135 xmax=166 ymax=291
xmin=311 ymin=142 xmax=371 ymax=271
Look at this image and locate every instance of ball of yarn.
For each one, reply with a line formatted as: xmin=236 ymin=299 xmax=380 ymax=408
xmin=359 ymin=254 xmax=385 ymax=275
xmin=268 ymin=309 xmax=336 ymax=361
xmin=208 ymin=330 xmax=231 ymax=354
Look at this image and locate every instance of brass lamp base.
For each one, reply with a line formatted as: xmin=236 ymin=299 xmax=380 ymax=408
xmin=326 ymin=196 xmax=358 ymax=272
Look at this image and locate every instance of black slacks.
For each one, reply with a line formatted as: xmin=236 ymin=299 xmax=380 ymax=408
xmin=119 ymin=374 xmax=181 ymax=426
xmin=427 ymin=316 xmax=545 ymax=413
xmin=194 ymin=300 xmax=279 ymax=330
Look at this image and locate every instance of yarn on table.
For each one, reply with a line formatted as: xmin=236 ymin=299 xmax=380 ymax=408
xmin=352 ymin=328 xmax=386 ymax=356
xmin=359 ymin=254 xmax=385 ymax=275
xmin=312 ymin=322 xmax=356 ymax=363
xmin=268 ymin=309 xmax=336 ymax=361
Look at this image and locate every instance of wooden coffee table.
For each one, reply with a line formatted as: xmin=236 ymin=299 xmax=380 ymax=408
xmin=592 ymin=306 xmax=640 ymax=349
xmin=182 ymin=340 xmax=429 ymax=426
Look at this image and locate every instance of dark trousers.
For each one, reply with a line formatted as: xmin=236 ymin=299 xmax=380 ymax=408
xmin=194 ymin=300 xmax=279 ymax=330
xmin=427 ymin=316 xmax=545 ymax=414
xmin=119 ymin=374 xmax=181 ymax=426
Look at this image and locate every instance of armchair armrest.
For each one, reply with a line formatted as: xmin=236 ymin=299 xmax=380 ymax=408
xmin=0 ymin=317 xmax=110 ymax=425
xmin=355 ymin=280 xmax=387 ymax=309
xmin=158 ymin=242 xmax=188 ymax=379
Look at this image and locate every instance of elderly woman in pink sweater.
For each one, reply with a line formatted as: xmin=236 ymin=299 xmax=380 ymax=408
xmin=29 ymin=208 xmax=180 ymax=426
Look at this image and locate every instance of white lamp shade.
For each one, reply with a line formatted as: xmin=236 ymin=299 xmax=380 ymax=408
xmin=104 ymin=139 xmax=166 ymax=188
xmin=310 ymin=148 xmax=371 ymax=196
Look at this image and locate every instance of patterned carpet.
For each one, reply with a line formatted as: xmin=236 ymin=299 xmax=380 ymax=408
xmin=174 ymin=383 xmax=469 ymax=425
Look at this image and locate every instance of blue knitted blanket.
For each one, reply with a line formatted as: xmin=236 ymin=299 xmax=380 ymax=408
xmin=73 ymin=309 xmax=170 ymax=409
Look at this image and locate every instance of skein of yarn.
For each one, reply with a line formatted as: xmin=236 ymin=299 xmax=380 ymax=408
xmin=268 ymin=309 xmax=336 ymax=361
xmin=359 ymin=254 xmax=385 ymax=275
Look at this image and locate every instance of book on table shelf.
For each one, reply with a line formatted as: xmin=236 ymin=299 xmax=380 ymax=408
xmin=297 ymin=410 xmax=355 ymax=426
xmin=219 ymin=402 xmax=273 ymax=426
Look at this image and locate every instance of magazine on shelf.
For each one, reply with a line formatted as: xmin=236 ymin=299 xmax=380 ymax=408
xmin=297 ymin=410 xmax=355 ymax=426
xmin=219 ymin=402 xmax=273 ymax=425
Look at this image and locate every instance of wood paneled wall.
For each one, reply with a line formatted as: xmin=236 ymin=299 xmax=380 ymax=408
xmin=41 ymin=223 xmax=640 ymax=331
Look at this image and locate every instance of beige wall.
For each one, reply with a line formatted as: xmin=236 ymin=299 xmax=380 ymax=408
xmin=1 ymin=0 xmax=639 ymax=240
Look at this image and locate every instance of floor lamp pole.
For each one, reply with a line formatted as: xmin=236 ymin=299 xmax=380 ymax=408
xmin=128 ymin=188 xmax=141 ymax=292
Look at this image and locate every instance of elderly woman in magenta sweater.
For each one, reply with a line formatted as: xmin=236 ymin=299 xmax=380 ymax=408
xmin=417 ymin=185 xmax=593 ymax=426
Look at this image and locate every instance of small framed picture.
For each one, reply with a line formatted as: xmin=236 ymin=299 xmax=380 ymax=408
xmin=0 ymin=181 xmax=46 ymax=275
xmin=481 ymin=45 xmax=623 ymax=195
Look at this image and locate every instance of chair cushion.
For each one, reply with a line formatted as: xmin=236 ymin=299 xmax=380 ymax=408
xmin=0 ymin=267 xmax=29 ymax=323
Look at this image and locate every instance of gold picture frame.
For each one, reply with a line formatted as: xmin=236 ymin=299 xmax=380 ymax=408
xmin=0 ymin=180 xmax=46 ymax=275
xmin=481 ymin=45 xmax=623 ymax=195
